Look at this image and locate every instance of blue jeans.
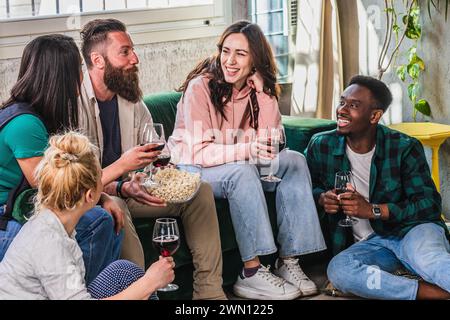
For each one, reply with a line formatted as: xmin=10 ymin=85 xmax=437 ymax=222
xmin=0 ymin=206 xmax=22 ymax=261
xmin=327 ymin=223 xmax=450 ymax=300
xmin=0 ymin=205 xmax=123 ymax=285
xmin=186 ymin=150 xmax=327 ymax=262
xmin=75 ymin=206 xmax=124 ymax=284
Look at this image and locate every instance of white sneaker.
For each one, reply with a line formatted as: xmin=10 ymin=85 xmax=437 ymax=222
xmin=274 ymin=258 xmax=319 ymax=296
xmin=233 ymin=265 xmax=301 ymax=300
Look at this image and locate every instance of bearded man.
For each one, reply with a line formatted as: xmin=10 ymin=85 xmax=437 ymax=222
xmin=77 ymin=19 xmax=226 ymax=300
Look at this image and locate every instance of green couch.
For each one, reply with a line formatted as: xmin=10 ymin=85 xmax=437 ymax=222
xmin=135 ymin=91 xmax=336 ymax=299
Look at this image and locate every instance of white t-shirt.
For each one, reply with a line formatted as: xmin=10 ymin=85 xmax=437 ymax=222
xmin=346 ymin=144 xmax=376 ymax=242
xmin=0 ymin=209 xmax=94 ymax=300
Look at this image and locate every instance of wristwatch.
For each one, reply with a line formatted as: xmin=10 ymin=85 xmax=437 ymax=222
xmin=372 ymin=204 xmax=382 ymax=220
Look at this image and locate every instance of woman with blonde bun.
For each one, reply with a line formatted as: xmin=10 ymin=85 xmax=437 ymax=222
xmin=0 ymin=132 xmax=174 ymax=300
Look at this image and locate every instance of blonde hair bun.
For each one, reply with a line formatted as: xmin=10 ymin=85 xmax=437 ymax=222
xmin=35 ymin=131 xmax=101 ymax=212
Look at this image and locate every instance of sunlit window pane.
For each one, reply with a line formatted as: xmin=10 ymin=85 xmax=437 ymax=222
xmin=250 ymin=0 xmax=291 ymax=81
xmin=1 ymin=0 xmax=213 ymax=18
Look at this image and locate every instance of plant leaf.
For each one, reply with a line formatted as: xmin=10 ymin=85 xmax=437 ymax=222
xmin=404 ymin=5 xmax=422 ymax=40
xmin=407 ymin=63 xmax=421 ymax=80
xmin=393 ymin=24 xmax=400 ymax=33
xmin=410 ymin=54 xmax=425 ymax=70
xmin=408 ymin=83 xmax=419 ymax=103
xmin=405 ymin=24 xmax=421 ymax=39
xmin=396 ymin=65 xmax=407 ymax=81
xmin=415 ymin=99 xmax=432 ymax=116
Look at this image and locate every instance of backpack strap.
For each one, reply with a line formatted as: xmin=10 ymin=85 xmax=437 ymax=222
xmin=0 ymin=103 xmax=39 ymax=231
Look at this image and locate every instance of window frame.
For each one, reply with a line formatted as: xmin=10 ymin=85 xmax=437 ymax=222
xmin=249 ymin=0 xmax=295 ymax=83
xmin=0 ymin=0 xmax=231 ymax=59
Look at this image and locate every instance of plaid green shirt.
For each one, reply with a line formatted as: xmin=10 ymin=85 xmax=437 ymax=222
xmin=305 ymin=124 xmax=448 ymax=255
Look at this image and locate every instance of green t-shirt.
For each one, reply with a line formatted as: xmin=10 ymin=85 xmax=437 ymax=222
xmin=0 ymin=114 xmax=48 ymax=205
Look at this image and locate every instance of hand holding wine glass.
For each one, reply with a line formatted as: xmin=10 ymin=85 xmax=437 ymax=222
xmin=143 ymin=256 xmax=175 ymax=294
xmin=335 ymin=171 xmax=358 ymax=227
xmin=152 ymin=218 xmax=180 ymax=292
xmin=259 ymin=125 xmax=286 ymax=183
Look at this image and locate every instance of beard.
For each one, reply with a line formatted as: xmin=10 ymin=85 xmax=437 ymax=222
xmin=104 ymin=57 xmax=143 ymax=103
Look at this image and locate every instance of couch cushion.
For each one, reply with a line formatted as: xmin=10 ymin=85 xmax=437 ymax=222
xmin=282 ymin=116 xmax=336 ymax=154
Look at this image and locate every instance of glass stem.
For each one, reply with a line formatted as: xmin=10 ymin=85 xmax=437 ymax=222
xmin=268 ymin=158 xmax=275 ymax=177
xmin=147 ymin=163 xmax=154 ymax=179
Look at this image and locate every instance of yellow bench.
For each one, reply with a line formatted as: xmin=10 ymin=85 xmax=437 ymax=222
xmin=389 ymin=122 xmax=450 ymax=224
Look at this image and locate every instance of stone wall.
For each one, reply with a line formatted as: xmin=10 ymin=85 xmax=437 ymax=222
xmin=0 ymin=36 xmax=217 ymax=103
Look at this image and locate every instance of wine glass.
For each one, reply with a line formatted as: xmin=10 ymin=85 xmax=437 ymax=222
xmin=141 ymin=123 xmax=168 ymax=184
xmin=152 ymin=218 xmax=180 ymax=292
xmin=151 ymin=125 xmax=171 ymax=169
xmin=335 ymin=171 xmax=358 ymax=227
xmin=260 ymin=125 xmax=286 ymax=183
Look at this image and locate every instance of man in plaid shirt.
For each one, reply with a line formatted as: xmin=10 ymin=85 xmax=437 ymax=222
xmin=305 ymin=75 xmax=450 ymax=299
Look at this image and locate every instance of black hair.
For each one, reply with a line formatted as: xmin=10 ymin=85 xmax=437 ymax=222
xmin=80 ymin=19 xmax=127 ymax=68
xmin=348 ymin=75 xmax=393 ymax=112
xmin=2 ymin=34 xmax=81 ymax=135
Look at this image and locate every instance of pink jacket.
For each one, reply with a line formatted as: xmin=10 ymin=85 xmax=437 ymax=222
xmin=168 ymin=75 xmax=281 ymax=167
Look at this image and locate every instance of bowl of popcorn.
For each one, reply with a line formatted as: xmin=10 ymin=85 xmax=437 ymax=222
xmin=141 ymin=166 xmax=202 ymax=204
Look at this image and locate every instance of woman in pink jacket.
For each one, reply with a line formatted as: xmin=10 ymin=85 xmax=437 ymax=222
xmin=168 ymin=21 xmax=326 ymax=300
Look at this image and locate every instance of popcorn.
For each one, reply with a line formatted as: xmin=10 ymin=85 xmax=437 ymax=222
xmin=142 ymin=168 xmax=201 ymax=203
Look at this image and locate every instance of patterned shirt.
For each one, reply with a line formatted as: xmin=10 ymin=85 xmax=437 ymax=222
xmin=305 ymin=124 xmax=448 ymax=255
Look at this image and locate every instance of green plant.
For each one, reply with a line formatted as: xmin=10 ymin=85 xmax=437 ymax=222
xmin=377 ymin=0 xmax=449 ymax=121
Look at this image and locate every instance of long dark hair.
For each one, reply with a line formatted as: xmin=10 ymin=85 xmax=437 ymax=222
xmin=178 ymin=20 xmax=280 ymax=121
xmin=2 ymin=34 xmax=81 ymax=135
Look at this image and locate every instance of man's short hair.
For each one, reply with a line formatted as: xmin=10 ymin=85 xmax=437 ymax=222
xmin=80 ymin=19 xmax=127 ymax=68
xmin=348 ymin=75 xmax=393 ymax=112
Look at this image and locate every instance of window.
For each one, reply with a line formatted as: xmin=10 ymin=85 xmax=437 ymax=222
xmin=0 ymin=0 xmax=213 ymax=19
xmin=249 ymin=0 xmax=297 ymax=82
xmin=0 ymin=0 xmax=231 ymax=59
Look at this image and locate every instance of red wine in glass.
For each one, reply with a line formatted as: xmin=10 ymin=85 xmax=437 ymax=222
xmin=139 ymin=142 xmax=165 ymax=151
xmin=265 ymin=142 xmax=286 ymax=154
xmin=152 ymin=218 xmax=179 ymax=292
xmin=153 ymin=155 xmax=171 ymax=167
xmin=152 ymin=235 xmax=180 ymax=257
xmin=152 ymin=142 xmax=165 ymax=151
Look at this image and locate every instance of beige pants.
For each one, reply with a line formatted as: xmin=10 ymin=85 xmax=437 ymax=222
xmin=112 ymin=183 xmax=226 ymax=300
